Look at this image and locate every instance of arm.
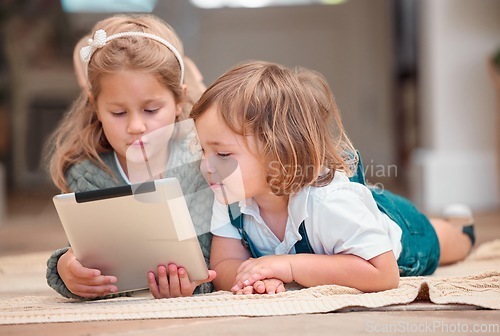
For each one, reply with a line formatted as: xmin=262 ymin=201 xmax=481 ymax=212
xmin=210 ymin=235 xmax=252 ymax=291
xmin=232 ymin=251 xmax=399 ymax=293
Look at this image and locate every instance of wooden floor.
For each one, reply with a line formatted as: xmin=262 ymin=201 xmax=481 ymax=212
xmin=1 ymin=189 xmax=499 ymax=335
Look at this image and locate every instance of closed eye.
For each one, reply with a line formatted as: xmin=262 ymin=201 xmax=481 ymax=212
xmin=145 ymin=108 xmax=160 ymax=113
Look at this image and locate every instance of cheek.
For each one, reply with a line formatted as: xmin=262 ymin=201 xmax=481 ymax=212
xmin=199 ymin=158 xmax=210 ymax=181
xmin=100 ymin=121 xmax=117 ymax=140
xmin=217 ymin=158 xmax=240 ymax=181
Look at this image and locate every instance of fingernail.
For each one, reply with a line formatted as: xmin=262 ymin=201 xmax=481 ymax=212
xmin=231 ymin=285 xmax=239 ymax=291
xmin=243 ymin=280 xmax=250 ymax=286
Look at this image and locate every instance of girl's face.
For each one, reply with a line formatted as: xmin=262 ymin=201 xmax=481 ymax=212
xmin=95 ymin=70 xmax=182 ymax=176
xmin=195 ymin=106 xmax=271 ymax=204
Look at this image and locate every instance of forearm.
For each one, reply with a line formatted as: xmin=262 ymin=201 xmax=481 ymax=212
xmin=288 ymin=253 xmax=399 ymax=292
xmin=212 ymin=258 xmax=245 ymax=291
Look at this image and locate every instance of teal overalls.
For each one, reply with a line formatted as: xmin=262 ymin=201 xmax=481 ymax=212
xmin=228 ymin=153 xmax=440 ymax=276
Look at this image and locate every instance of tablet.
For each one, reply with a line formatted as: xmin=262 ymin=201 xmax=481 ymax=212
xmin=53 ymin=178 xmax=209 ymax=293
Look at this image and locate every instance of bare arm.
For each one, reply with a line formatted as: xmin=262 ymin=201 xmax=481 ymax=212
xmin=233 ymin=251 xmax=399 ymax=293
xmin=210 ymin=235 xmax=252 ymax=291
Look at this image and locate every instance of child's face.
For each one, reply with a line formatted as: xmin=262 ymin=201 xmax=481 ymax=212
xmin=95 ymin=70 xmax=182 ymax=174
xmin=195 ymin=106 xmax=270 ymax=204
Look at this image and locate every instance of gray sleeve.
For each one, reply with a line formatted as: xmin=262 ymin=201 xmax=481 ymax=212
xmin=66 ymin=160 xmax=120 ymax=192
xmin=46 ymin=247 xmax=82 ymax=299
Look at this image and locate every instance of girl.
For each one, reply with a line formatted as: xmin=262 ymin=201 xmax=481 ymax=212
xmin=190 ymin=61 xmax=475 ymax=294
xmin=46 ymin=14 xmax=216 ymax=299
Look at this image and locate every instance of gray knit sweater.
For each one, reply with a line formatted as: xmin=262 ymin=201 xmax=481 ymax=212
xmin=46 ymin=135 xmax=214 ymax=299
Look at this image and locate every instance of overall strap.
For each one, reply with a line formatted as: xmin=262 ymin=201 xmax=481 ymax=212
xmin=228 ymin=204 xmax=263 ymax=258
xmin=294 ymin=222 xmax=314 ymax=254
xmin=348 ymin=150 xmax=397 ymax=222
xmin=228 ymin=204 xmax=314 ymax=256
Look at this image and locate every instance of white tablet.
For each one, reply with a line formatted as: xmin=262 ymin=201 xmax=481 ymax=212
xmin=53 ymin=178 xmax=209 ymax=293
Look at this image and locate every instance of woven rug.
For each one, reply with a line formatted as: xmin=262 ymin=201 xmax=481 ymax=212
xmin=1 ymin=240 xmax=500 ymax=325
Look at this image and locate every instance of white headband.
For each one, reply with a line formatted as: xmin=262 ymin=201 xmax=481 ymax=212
xmin=80 ymin=29 xmax=184 ymax=85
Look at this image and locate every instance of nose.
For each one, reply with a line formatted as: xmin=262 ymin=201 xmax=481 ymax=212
xmin=127 ymin=112 xmax=147 ymax=134
xmin=202 ymin=154 xmax=217 ymax=174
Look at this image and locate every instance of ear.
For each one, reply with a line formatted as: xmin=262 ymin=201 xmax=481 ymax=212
xmin=182 ymin=83 xmax=187 ymax=97
xmin=175 ymin=84 xmax=188 ymax=117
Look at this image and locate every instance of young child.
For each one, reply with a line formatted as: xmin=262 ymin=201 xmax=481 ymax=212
xmin=46 ymin=14 xmax=216 ymax=300
xmin=190 ymin=61 xmax=475 ymax=294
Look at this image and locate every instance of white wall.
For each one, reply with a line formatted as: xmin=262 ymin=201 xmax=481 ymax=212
xmin=411 ymin=0 xmax=500 ymax=212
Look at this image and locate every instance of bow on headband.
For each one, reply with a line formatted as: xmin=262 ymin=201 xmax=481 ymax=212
xmin=80 ymin=29 xmax=107 ymax=64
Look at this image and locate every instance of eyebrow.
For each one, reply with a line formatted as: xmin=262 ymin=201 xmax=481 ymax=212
xmin=105 ymin=98 xmax=165 ymax=107
xmin=205 ymin=140 xmax=237 ymax=147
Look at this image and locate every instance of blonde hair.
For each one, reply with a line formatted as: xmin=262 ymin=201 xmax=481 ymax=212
xmin=73 ymin=34 xmax=90 ymax=90
xmin=182 ymin=56 xmax=206 ymax=118
xmin=190 ymin=61 xmax=356 ymax=196
xmin=47 ymin=14 xmax=186 ymax=192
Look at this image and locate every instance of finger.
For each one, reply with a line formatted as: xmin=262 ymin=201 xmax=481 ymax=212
xmin=265 ymin=282 xmax=277 ymax=295
xmin=66 ymin=271 xmax=117 ymax=288
xmin=148 ymin=271 xmax=161 ymax=299
xmin=234 ymin=287 xmax=248 ymax=295
xmin=167 ymin=264 xmax=181 ymax=297
xmin=233 ymin=269 xmax=264 ymax=291
xmin=68 ymin=259 xmax=102 ymax=278
xmin=156 ymin=265 xmax=170 ymax=297
xmin=276 ymin=282 xmax=286 ymax=293
xmin=192 ymin=270 xmax=217 ymax=287
xmin=253 ymin=280 xmax=266 ymax=294
xmin=232 ymin=269 xmax=252 ymax=291
xmin=177 ymin=267 xmax=193 ymax=296
xmin=70 ymin=284 xmax=118 ymax=298
xmin=234 ymin=285 xmax=254 ymax=295
xmin=242 ymin=285 xmax=254 ymax=295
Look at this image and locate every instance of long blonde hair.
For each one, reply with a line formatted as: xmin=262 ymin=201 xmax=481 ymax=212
xmin=190 ymin=61 xmax=356 ymax=196
xmin=47 ymin=14 xmax=187 ymax=192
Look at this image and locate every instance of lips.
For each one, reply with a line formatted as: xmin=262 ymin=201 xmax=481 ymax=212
xmin=129 ymin=139 xmax=149 ymax=147
xmin=210 ymin=183 xmax=222 ymax=190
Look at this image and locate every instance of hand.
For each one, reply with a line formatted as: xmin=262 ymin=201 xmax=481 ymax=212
xmin=148 ymin=264 xmax=217 ymax=299
xmin=231 ymin=255 xmax=293 ymax=292
xmin=57 ymin=248 xmax=118 ymax=298
xmin=233 ymin=278 xmax=286 ymax=295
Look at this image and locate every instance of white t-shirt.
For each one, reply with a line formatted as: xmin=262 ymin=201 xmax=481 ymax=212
xmin=211 ymin=171 xmax=403 ymax=261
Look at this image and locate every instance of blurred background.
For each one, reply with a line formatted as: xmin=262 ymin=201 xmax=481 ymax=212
xmin=0 ymin=0 xmax=499 ymax=233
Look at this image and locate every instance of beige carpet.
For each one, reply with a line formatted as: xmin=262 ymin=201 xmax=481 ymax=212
xmin=1 ymin=240 xmax=500 ymax=325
